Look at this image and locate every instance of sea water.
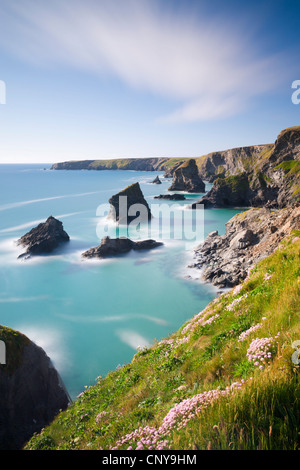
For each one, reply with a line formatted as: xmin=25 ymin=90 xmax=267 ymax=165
xmin=0 ymin=164 xmax=240 ymax=399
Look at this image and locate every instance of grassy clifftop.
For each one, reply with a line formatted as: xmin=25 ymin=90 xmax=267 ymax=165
xmin=25 ymin=230 xmax=300 ymax=451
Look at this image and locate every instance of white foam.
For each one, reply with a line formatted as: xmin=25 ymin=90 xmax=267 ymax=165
xmin=116 ymin=329 xmax=151 ymax=350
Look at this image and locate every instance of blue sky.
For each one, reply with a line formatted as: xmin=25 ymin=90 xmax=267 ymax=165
xmin=0 ymin=0 xmax=299 ymax=163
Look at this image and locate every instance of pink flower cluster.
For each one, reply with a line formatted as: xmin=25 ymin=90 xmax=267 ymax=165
xmin=95 ymin=411 xmax=108 ymax=423
xmin=246 ymin=335 xmax=279 ymax=370
xmin=111 ymin=381 xmax=243 ymax=451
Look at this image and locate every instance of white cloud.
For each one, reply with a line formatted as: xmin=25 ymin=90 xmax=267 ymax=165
xmin=0 ymin=0 xmax=290 ymax=122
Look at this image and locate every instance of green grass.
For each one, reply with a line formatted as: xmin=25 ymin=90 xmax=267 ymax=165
xmin=274 ymin=160 xmax=300 ymax=177
xmin=25 ymin=232 xmax=300 ymax=451
xmin=0 ymin=326 xmax=30 ymax=373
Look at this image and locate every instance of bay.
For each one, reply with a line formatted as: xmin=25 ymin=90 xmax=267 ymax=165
xmin=0 ymin=164 xmax=240 ymax=399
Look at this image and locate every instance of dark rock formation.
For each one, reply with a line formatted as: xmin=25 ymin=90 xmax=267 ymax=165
xmin=0 ymin=326 xmax=70 ymax=450
xmin=82 ymin=236 xmax=163 ymax=259
xmin=190 ymin=206 xmax=300 ymax=288
xmin=154 ymin=194 xmax=186 ymax=200
xmin=108 ymin=183 xmax=152 ymax=225
xmin=151 ymin=176 xmax=162 ymax=184
xmin=190 ymin=172 xmax=250 ymax=208
xmin=17 ymin=216 xmax=70 ymax=258
xmin=168 ymin=159 xmax=205 ymax=193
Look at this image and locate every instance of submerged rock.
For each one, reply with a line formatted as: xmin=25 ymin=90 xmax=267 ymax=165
xmin=108 ymin=182 xmax=152 ymax=225
xmin=17 ymin=216 xmax=70 ymax=258
xmin=82 ymin=236 xmax=163 ymax=259
xmin=168 ymin=159 xmax=205 ymax=193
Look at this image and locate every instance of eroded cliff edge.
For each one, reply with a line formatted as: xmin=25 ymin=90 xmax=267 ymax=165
xmin=190 ymin=205 xmax=300 ymax=288
xmin=0 ymin=326 xmax=70 ymax=450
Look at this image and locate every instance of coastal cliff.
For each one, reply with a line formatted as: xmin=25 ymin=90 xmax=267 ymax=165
xmin=0 ymin=326 xmax=70 ymax=450
xmin=192 ymin=127 xmax=300 ymax=209
xmin=51 ymin=126 xmax=299 ymax=210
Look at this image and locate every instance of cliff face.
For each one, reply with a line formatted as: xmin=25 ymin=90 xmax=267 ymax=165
xmin=51 ymin=158 xmax=169 ymax=172
xmin=0 ymin=326 xmax=70 ymax=450
xmin=168 ymin=159 xmax=205 ymax=193
xmin=108 ymin=182 xmax=152 ymax=224
xmin=193 ymin=127 xmax=300 ymax=209
xmin=190 ymin=205 xmax=300 ymax=288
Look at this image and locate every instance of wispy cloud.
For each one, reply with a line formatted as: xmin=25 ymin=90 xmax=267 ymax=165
xmin=0 ymin=0 xmax=291 ymax=122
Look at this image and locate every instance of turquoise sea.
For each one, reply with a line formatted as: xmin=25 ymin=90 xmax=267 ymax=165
xmin=0 ymin=164 xmax=240 ymax=399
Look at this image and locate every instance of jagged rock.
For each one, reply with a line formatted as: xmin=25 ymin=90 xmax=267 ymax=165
xmin=0 ymin=326 xmax=70 ymax=450
xmin=108 ymin=183 xmax=152 ymax=225
xmin=192 ymin=206 xmax=300 ymax=288
xmin=151 ymin=176 xmax=162 ymax=184
xmin=154 ymin=194 xmax=186 ymax=200
xmin=168 ymin=159 xmax=205 ymax=193
xmin=17 ymin=216 xmax=70 ymax=258
xmin=82 ymin=236 xmax=163 ymax=259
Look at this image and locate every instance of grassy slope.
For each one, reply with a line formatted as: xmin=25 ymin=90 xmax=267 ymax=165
xmin=25 ymin=230 xmax=300 ymax=451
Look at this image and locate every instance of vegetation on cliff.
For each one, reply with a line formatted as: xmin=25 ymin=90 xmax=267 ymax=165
xmin=25 ymin=231 xmax=300 ymax=450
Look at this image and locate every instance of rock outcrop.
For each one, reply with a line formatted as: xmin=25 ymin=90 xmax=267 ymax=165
xmin=17 ymin=216 xmax=70 ymax=258
xmin=0 ymin=326 xmax=70 ymax=450
xmin=190 ymin=206 xmax=300 ymax=288
xmin=82 ymin=236 xmax=163 ymax=259
xmin=168 ymin=159 xmax=205 ymax=193
xmin=190 ymin=172 xmax=251 ymax=208
xmin=108 ymin=183 xmax=152 ymax=225
xmin=154 ymin=194 xmax=186 ymax=200
xmin=151 ymin=176 xmax=162 ymax=184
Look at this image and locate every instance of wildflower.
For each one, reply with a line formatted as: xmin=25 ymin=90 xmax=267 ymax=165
xmin=246 ymin=335 xmax=279 ymax=369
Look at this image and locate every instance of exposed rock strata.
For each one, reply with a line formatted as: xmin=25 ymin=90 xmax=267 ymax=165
xmin=0 ymin=326 xmax=70 ymax=450
xmin=108 ymin=183 xmax=152 ymax=225
xmin=17 ymin=216 xmax=70 ymax=258
xmin=190 ymin=206 xmax=300 ymax=288
xmin=82 ymin=236 xmax=163 ymax=258
xmin=191 ymin=127 xmax=300 ymax=209
xmin=168 ymin=159 xmax=205 ymax=193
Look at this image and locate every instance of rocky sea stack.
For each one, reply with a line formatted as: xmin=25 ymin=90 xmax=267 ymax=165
xmin=151 ymin=176 xmax=162 ymax=184
xmin=82 ymin=236 xmax=163 ymax=259
xmin=17 ymin=216 xmax=70 ymax=258
xmin=168 ymin=159 xmax=205 ymax=193
xmin=0 ymin=326 xmax=70 ymax=450
xmin=108 ymin=182 xmax=152 ymax=225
